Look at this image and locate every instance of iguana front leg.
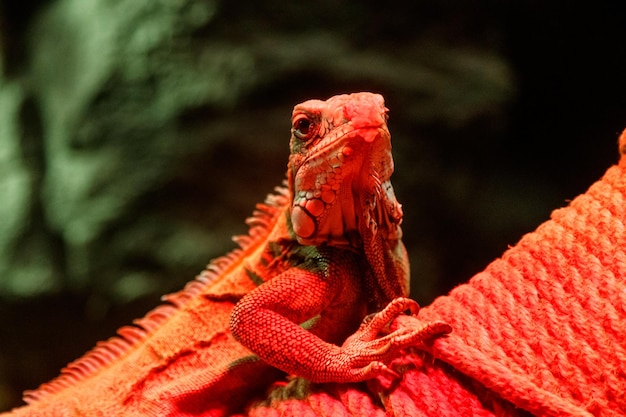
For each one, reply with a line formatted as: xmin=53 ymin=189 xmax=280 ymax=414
xmin=230 ymin=251 xmax=451 ymax=383
xmin=229 ymin=248 xmax=368 ymax=383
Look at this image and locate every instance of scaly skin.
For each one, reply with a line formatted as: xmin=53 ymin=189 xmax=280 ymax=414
xmin=2 ymin=93 xmax=450 ymax=417
xmin=231 ymin=93 xmax=447 ymax=382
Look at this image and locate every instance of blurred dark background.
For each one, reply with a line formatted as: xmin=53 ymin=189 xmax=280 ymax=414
xmin=0 ymin=0 xmax=624 ymax=411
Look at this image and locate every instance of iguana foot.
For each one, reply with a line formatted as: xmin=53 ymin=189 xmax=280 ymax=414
xmin=336 ymin=297 xmax=452 ymax=381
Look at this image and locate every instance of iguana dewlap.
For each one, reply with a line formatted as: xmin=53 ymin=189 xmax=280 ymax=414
xmin=2 ymin=93 xmax=450 ymax=417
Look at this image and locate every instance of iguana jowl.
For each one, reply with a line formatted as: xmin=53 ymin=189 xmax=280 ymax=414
xmin=3 ymin=92 xmax=451 ymax=416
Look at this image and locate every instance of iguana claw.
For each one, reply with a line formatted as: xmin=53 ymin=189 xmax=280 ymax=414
xmin=336 ymin=297 xmax=452 ymax=381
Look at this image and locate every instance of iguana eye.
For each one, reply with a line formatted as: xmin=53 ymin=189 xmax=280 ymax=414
xmin=292 ymin=115 xmax=316 ymax=140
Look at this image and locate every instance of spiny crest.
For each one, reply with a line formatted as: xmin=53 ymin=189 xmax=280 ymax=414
xmin=23 ymin=183 xmax=291 ymax=404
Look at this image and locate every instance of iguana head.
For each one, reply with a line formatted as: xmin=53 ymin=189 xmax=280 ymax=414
xmin=288 ymin=92 xmax=403 ymax=248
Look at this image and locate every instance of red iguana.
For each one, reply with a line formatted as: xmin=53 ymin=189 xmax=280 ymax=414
xmin=3 ymin=92 xmax=451 ymax=416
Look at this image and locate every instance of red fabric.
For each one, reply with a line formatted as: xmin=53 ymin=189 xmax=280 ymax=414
xmin=415 ymin=147 xmax=626 ymax=416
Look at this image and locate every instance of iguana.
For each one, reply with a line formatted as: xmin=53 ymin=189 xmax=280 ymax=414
xmin=3 ymin=92 xmax=451 ymax=416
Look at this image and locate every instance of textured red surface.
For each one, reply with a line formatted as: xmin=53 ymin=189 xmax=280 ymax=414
xmin=413 ymin=135 xmax=626 ymax=416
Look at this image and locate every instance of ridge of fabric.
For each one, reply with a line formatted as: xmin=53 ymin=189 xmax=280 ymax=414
xmin=414 ymin=135 xmax=626 ymax=416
